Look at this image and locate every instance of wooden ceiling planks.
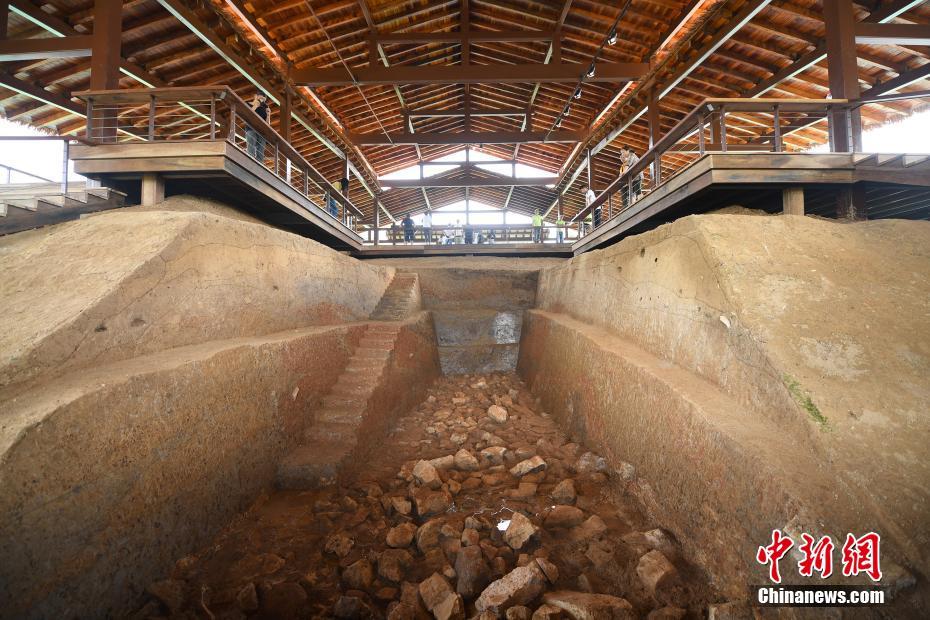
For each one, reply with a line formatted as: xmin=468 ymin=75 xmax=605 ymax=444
xmin=1 ymin=0 xmax=929 ymax=223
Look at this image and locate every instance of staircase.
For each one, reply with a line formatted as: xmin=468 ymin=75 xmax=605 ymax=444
xmin=276 ymin=322 xmax=402 ymax=489
xmin=369 ymin=271 xmax=420 ymax=320
xmin=0 ymin=183 xmax=127 ymax=236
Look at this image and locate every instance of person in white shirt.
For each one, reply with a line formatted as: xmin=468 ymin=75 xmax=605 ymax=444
xmin=453 ymin=220 xmax=464 ymax=244
xmin=619 ymin=145 xmax=643 ymax=209
xmin=422 ymin=209 xmax=433 ymax=244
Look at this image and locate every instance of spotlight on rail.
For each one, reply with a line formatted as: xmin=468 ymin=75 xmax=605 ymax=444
xmin=586 ymin=63 xmax=596 ymax=78
xmin=573 ymin=86 xmax=582 ymax=100
xmin=608 ymin=29 xmax=618 ymax=46
xmin=554 ymin=116 xmax=563 ymax=128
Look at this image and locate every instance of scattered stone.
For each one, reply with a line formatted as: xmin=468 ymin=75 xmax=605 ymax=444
xmin=482 ymin=471 xmax=512 ymax=486
xmin=413 ymin=487 xmax=453 ymax=517
xmin=532 ymin=604 xmax=564 ymax=619
xmin=510 ymin=456 xmax=547 ymax=477
xmin=387 ymin=602 xmax=417 ymax=620
xmin=414 ymin=460 xmax=442 ymax=489
xmin=504 ymin=512 xmax=539 ymax=550
xmin=507 ymin=482 xmax=538 ymax=499
xmin=614 ymin=461 xmax=636 ymax=481
xmin=430 ymin=455 xmax=456 ymax=470
xmin=636 ymin=550 xmax=684 ymax=605
xmin=570 ymin=516 xmax=608 ymax=542
xmin=417 ymin=519 xmax=444 ymax=552
xmin=488 ymin=405 xmax=509 ymax=424
xmin=544 ymin=505 xmax=585 ymax=528
xmin=506 ymin=606 xmax=532 ymax=620
xmin=535 ymin=557 xmax=559 ymax=585
xmin=648 ymin=607 xmax=686 ymax=620
xmin=542 ymin=591 xmax=635 ymax=620
xmin=450 ymin=432 xmax=469 ymax=446
xmin=419 ymin=573 xmax=454 ymax=610
xmin=550 ymin=479 xmax=576 ymax=505
xmin=236 ymin=582 xmax=259 ymax=612
xmin=454 ymin=449 xmax=480 ymax=471
xmin=461 ymin=528 xmax=480 ymax=547
xmin=454 ymin=545 xmax=492 ymax=600
xmin=146 ymin=579 xmax=185 ymax=613
xmin=576 ymin=452 xmax=608 ymax=474
xmin=387 ymin=523 xmax=418 ymax=548
xmin=375 ymin=587 xmax=399 ymax=601
xmin=334 ymin=595 xmax=374 ymax=619
xmin=622 ymin=529 xmax=678 ymax=560
xmin=379 ymin=549 xmax=414 ymax=583
xmin=514 ymin=446 xmax=536 ymax=461
xmin=391 ymin=496 xmax=413 ymax=516
xmin=480 ymin=446 xmax=508 ymax=466
xmin=452 ymin=397 xmax=468 ymax=405
xmin=325 ymin=533 xmax=355 ymax=558
xmin=343 ymin=559 xmax=375 ymax=590
xmin=433 ymin=592 xmax=465 ymax=620
xmin=474 ymin=562 xmax=548 ymax=615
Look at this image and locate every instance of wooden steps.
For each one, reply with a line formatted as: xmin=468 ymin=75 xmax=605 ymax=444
xmin=369 ymin=272 xmax=421 ymax=321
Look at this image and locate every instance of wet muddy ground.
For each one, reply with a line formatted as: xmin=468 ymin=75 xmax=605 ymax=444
xmin=135 ymin=373 xmax=718 ymax=619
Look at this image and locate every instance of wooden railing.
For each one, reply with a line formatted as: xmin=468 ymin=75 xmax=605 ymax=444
xmin=73 ymin=86 xmax=362 ymax=221
xmin=366 ymin=223 xmax=577 ymax=245
xmin=571 ymin=98 xmax=854 ymax=227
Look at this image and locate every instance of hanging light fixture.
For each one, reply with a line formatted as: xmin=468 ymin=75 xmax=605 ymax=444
xmin=586 ymin=63 xmax=596 ymax=78
xmin=555 ymin=116 xmax=563 ymax=128
xmin=608 ymin=28 xmax=618 ymax=46
xmin=573 ymin=86 xmax=582 ymax=100
xmin=564 ymin=103 xmax=572 ymax=117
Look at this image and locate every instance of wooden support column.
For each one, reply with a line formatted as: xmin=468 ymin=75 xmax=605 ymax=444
xmin=90 ymin=0 xmax=121 ymax=141
xmin=1 ymin=2 xmax=9 ymax=40
xmin=373 ymin=195 xmax=380 ymax=246
xmin=90 ymin=0 xmax=121 ymax=89
xmin=141 ymin=173 xmax=165 ymax=206
xmin=647 ymin=85 xmax=661 ymax=183
xmin=782 ymin=187 xmax=804 ymax=215
xmin=824 ymin=0 xmax=861 ymax=152
xmin=280 ymin=83 xmax=292 ymax=142
xmin=709 ymin=111 xmax=721 ymax=147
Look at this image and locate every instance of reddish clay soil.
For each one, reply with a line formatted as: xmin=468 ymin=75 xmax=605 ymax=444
xmin=134 ymin=373 xmax=718 ymax=619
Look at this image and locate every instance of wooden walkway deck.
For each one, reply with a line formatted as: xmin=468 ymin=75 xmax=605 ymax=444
xmin=572 ymin=152 xmax=930 ymax=255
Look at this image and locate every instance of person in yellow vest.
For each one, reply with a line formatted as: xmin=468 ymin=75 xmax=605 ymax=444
xmin=556 ymin=214 xmax=566 ymax=243
xmin=532 ymin=209 xmax=543 ymax=243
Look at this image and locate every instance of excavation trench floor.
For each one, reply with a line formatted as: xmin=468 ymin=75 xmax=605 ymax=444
xmin=138 ymin=373 xmax=716 ymax=619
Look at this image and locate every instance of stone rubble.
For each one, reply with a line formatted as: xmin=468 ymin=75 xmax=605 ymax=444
xmin=134 ymin=372 xmax=716 ymax=619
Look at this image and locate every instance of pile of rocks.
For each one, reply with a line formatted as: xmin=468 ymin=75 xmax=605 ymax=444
xmin=137 ymin=373 xmax=715 ymax=619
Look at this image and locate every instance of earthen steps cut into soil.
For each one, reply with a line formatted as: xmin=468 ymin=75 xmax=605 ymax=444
xmin=276 ymin=273 xmax=421 ymax=489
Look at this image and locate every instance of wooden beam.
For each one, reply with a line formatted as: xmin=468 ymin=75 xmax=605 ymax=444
xmin=0 ymin=2 xmax=7 ymax=40
xmin=407 ymin=107 xmax=528 ymax=118
xmin=0 ymin=36 xmax=92 ymax=61
xmin=855 ymin=23 xmax=930 ymax=46
xmin=381 ymin=175 xmax=558 ymax=188
xmin=0 ymin=70 xmax=84 ymax=115
xmin=292 ymin=62 xmax=648 ymax=86
xmin=348 ymin=130 xmax=584 ymax=145
xmin=860 ymin=63 xmax=930 ymax=99
xmin=90 ymin=0 xmax=121 ymax=90
xmin=376 ymin=30 xmax=556 ymax=44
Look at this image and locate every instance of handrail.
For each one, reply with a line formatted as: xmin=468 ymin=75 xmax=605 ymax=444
xmin=74 ymin=86 xmax=363 ymax=218
xmin=0 ymin=135 xmax=86 ymax=195
xmin=0 ymin=163 xmax=55 ymax=184
xmin=571 ymin=97 xmax=845 ymax=224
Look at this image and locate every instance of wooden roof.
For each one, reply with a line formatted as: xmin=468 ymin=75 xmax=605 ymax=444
xmin=2 ymin=0 xmax=930 ymax=222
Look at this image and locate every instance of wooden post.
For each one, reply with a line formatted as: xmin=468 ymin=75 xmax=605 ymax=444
xmin=227 ymin=104 xmax=237 ymax=142
xmin=773 ymin=104 xmax=782 ymax=152
xmin=90 ymin=0 xmax=121 ymax=141
xmin=698 ymin=114 xmax=706 ymax=154
xmin=719 ymin=107 xmax=728 ymax=152
xmin=209 ymin=93 xmax=216 ymax=140
xmin=647 ymin=85 xmax=661 ymax=182
xmin=280 ymin=84 xmax=292 ymax=142
xmin=1 ymin=2 xmax=9 ymax=40
xmin=141 ymin=173 xmax=164 ymax=206
xmin=782 ymin=187 xmax=804 ymax=215
xmin=147 ymin=95 xmax=156 ymax=141
xmin=824 ymin=0 xmax=861 ymax=152
xmin=374 ymin=195 xmax=380 ymax=246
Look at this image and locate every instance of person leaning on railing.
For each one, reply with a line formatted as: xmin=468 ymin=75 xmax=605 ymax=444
xmin=619 ymin=144 xmax=643 ymax=209
xmin=246 ymin=93 xmax=270 ymax=160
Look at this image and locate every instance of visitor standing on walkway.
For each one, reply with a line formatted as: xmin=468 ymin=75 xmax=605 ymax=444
xmin=584 ymin=187 xmax=596 ymax=234
xmin=453 ymin=220 xmax=464 ymax=244
xmin=532 ymin=209 xmax=543 ymax=243
xmin=402 ymin=214 xmax=415 ymax=243
xmin=556 ymin=214 xmax=566 ymax=243
xmin=423 ymin=209 xmax=432 ymax=243
xmin=619 ymin=145 xmax=643 ymax=209
xmin=246 ymin=93 xmax=270 ymax=160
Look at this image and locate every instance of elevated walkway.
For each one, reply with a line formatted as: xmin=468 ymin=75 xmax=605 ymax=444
xmin=0 ymin=182 xmax=126 ymax=235
xmin=572 ymin=151 xmax=930 ymax=254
